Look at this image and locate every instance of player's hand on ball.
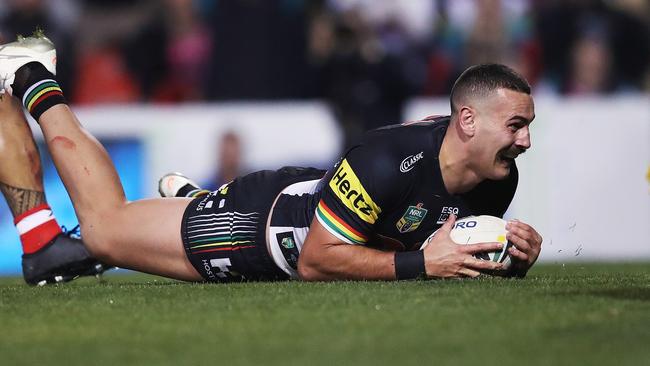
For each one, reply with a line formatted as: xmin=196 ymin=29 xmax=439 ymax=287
xmin=505 ymin=220 xmax=542 ymax=277
xmin=422 ymin=215 xmax=504 ymax=278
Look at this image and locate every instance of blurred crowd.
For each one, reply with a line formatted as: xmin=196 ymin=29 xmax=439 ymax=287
xmin=1 ymin=0 xmax=648 ymax=136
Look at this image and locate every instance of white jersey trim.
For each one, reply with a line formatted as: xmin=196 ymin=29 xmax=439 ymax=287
xmin=266 ymin=178 xmax=322 ymax=278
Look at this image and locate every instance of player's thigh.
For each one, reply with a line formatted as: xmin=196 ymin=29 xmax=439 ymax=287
xmin=100 ymin=198 xmax=202 ymax=281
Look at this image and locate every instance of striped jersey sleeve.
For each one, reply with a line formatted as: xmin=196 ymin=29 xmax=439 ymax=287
xmin=315 ymin=144 xmax=400 ymax=245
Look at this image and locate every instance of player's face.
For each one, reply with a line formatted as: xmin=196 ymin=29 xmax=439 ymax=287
xmin=473 ymin=88 xmax=535 ymax=180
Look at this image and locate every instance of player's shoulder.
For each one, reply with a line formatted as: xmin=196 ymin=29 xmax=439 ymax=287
xmin=336 ymin=116 xmax=448 ymax=202
xmin=369 ymin=115 xmax=450 ymax=141
xmin=356 ymin=115 xmax=449 ymax=159
xmin=351 ymin=115 xmax=447 ymax=171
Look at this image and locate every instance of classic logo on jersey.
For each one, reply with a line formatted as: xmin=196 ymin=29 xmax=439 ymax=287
xmin=400 ymin=152 xmax=424 ymax=173
xmin=396 ymin=203 xmax=428 ymax=233
xmin=329 ymin=159 xmax=381 ymax=224
xmin=437 ymin=206 xmax=459 ymax=224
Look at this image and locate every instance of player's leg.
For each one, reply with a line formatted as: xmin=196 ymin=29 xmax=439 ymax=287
xmin=0 ymin=95 xmax=110 ymax=285
xmin=0 ymin=36 xmax=202 ymax=281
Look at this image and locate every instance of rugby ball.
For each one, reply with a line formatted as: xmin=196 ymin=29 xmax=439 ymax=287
xmin=422 ymin=215 xmax=512 ymax=272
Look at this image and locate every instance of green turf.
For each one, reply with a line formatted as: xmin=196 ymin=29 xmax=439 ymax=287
xmin=1 ymin=263 xmax=648 ymax=366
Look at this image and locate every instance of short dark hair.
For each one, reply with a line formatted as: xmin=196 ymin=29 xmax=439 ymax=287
xmin=450 ymin=64 xmax=531 ymax=114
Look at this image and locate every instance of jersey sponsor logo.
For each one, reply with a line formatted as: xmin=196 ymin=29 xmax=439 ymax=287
xmin=454 ymin=220 xmax=477 ymax=229
xmin=195 ymin=195 xmax=212 ymax=211
xmin=399 ymin=152 xmax=424 ymax=173
xmin=396 ymin=203 xmax=428 ymax=233
xmin=437 ymin=206 xmax=459 ymax=224
xmin=328 ymin=159 xmax=381 ymax=224
xmin=202 ymin=258 xmax=233 ymax=279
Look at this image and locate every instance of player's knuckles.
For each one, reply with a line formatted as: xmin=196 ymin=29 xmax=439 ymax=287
xmin=487 ymin=261 xmax=503 ymax=270
xmin=471 ymin=261 xmax=491 ymax=270
xmin=512 ymin=221 xmax=533 ymax=232
xmin=480 ymin=260 xmax=502 ymax=270
xmin=508 ymin=246 xmax=518 ymax=255
xmin=507 ymin=232 xmax=530 ymax=248
xmin=465 ymin=243 xmax=501 ymax=254
xmin=508 ymin=226 xmax=530 ymax=238
xmin=508 ymin=246 xmax=527 ymax=260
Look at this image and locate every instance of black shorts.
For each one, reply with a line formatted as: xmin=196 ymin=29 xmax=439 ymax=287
xmin=180 ymin=167 xmax=325 ymax=282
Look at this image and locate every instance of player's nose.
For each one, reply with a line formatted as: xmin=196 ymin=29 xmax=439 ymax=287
xmin=515 ymin=126 xmax=531 ymax=150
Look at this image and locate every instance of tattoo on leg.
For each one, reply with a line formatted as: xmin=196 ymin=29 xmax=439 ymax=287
xmin=0 ymin=182 xmax=46 ymax=218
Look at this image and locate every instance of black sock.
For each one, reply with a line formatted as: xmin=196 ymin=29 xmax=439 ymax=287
xmin=11 ymin=62 xmax=67 ymax=122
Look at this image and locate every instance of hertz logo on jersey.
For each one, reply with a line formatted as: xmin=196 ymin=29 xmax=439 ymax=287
xmin=329 ymin=159 xmax=381 ymax=224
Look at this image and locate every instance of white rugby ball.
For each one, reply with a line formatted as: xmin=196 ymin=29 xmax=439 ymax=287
xmin=422 ymin=215 xmax=512 ymax=272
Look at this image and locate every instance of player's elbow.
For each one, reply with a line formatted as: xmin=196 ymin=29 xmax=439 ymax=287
xmin=297 ymin=257 xmax=322 ymax=281
xmin=297 ymin=247 xmax=336 ymax=281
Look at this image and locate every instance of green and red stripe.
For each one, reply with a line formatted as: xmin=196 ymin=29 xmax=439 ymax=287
xmin=23 ymin=79 xmax=63 ymax=114
xmin=316 ymin=200 xmax=367 ymax=244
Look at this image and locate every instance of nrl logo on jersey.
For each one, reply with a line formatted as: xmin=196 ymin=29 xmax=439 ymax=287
xmin=281 ymin=236 xmax=296 ymax=249
xmin=396 ymin=203 xmax=428 ymax=233
xmin=400 ymin=152 xmax=424 ymax=173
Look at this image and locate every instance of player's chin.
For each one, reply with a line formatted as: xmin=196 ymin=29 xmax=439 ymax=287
xmin=489 ymin=158 xmax=512 ymax=180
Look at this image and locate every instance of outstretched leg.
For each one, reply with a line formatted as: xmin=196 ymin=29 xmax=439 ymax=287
xmin=0 ymin=95 xmax=110 ymax=285
xmin=1 ymin=36 xmax=201 ymax=281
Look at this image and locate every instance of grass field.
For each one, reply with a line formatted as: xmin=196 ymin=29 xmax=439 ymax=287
xmin=1 ymin=263 xmax=648 ymax=366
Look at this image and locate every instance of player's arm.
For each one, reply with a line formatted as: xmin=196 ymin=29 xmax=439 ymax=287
xmin=298 ymin=214 xmax=505 ymax=281
xmin=298 ymin=218 xmax=395 ymax=280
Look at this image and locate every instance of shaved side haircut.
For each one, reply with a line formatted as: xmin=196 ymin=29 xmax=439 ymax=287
xmin=450 ymin=64 xmax=531 ymax=115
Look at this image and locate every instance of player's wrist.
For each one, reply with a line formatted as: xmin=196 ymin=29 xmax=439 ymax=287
xmin=394 ymin=251 xmax=426 ymax=280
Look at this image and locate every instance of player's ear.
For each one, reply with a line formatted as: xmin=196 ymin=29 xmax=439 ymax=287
xmin=457 ymin=106 xmax=476 ymax=137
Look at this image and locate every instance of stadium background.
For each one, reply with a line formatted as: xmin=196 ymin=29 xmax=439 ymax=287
xmin=0 ymin=0 xmax=648 ymax=274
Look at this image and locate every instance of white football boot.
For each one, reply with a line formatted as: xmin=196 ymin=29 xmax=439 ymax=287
xmin=0 ymin=35 xmax=57 ymax=95
xmin=158 ymin=172 xmax=203 ymax=198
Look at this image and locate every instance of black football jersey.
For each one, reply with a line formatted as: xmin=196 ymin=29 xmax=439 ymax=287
xmin=313 ymin=116 xmax=518 ymax=251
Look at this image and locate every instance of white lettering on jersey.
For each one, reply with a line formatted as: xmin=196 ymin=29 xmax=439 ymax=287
xmin=400 ymin=152 xmax=424 ymax=173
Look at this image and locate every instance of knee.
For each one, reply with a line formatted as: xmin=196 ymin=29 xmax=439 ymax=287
xmin=79 ymin=222 xmax=118 ymax=264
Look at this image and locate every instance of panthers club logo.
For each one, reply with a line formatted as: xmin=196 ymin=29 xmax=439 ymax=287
xmin=396 ymin=203 xmax=428 ymax=233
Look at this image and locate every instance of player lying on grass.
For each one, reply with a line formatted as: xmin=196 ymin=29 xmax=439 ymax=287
xmin=0 ymin=35 xmax=542 ymax=282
